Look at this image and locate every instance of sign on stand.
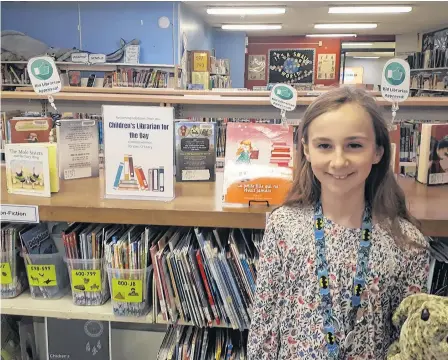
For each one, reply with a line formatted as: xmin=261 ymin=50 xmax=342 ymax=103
xmin=27 ymin=56 xmax=61 ymax=95
xmin=381 ymin=58 xmax=410 ymax=103
xmin=270 ymin=84 xmax=298 ymax=112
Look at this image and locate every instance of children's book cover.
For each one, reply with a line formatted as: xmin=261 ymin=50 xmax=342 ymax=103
xmin=223 ymin=123 xmax=294 ymax=205
xmin=57 ymin=119 xmax=100 ymax=180
xmin=175 ymin=121 xmax=216 ymax=182
xmin=5 ymin=143 xmax=51 ymax=197
xmin=102 ymin=105 xmax=174 ymax=200
xmin=7 ymin=117 xmax=53 ymax=144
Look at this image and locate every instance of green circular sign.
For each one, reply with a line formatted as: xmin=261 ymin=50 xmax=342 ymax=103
xmin=30 ymin=59 xmax=53 ymax=81
xmin=385 ymin=62 xmax=405 ymax=86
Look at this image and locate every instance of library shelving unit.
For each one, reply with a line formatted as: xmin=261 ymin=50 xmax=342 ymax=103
xmin=1 ymin=91 xmax=448 ymax=327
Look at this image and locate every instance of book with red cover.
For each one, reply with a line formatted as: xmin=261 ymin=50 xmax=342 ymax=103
xmin=7 ymin=117 xmax=52 ymax=144
xmin=150 ymin=244 xmax=168 ymax=321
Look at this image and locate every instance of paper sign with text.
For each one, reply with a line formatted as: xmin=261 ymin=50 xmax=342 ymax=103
xmin=1 ymin=204 xmax=39 ymax=223
xmin=270 ymin=84 xmax=297 ymax=111
xmin=71 ymin=52 xmax=89 ymax=63
xmin=88 ymin=54 xmax=106 ymax=64
xmin=381 ymin=58 xmax=410 ymax=103
xmin=27 ymin=56 xmax=61 ymax=95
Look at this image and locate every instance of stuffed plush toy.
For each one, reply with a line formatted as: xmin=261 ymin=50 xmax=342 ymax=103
xmin=387 ymin=293 xmax=448 ymax=360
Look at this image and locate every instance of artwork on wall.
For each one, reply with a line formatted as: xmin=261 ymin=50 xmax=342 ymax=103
xmin=268 ymin=49 xmax=315 ymax=84
xmin=317 ymin=54 xmax=336 ymax=80
xmin=248 ymin=55 xmax=266 ymax=80
xmin=422 ymin=27 xmax=448 ymax=51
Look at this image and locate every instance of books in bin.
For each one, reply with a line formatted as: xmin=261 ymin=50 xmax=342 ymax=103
xmin=223 ymin=123 xmax=294 ymax=206
xmin=416 ymin=123 xmax=448 ymax=185
xmin=5 ymin=143 xmax=59 ymax=197
xmin=102 ymin=105 xmax=174 ymax=200
xmin=157 ymin=325 xmax=248 ymax=360
xmin=175 ymin=121 xmax=216 ymax=182
xmin=152 ymin=226 xmax=262 ymax=331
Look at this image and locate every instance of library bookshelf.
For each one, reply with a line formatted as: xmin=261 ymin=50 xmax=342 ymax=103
xmin=1 ymin=91 xmax=448 ymax=326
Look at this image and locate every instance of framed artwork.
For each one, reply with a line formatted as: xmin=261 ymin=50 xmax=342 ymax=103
xmin=268 ymin=49 xmax=315 ymax=84
xmin=317 ymin=54 xmax=336 ymax=80
xmin=248 ymin=55 xmax=266 ymax=81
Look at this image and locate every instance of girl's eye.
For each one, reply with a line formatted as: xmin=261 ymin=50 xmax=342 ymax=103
xmin=317 ymin=144 xmax=331 ymax=149
xmin=348 ymin=143 xmax=363 ymax=149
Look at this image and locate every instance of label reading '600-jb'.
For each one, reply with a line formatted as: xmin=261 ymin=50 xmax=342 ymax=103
xmin=112 ymin=278 xmax=143 ymax=303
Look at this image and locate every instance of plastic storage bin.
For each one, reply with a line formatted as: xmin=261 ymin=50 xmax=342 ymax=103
xmin=66 ymin=258 xmax=110 ymax=306
xmin=107 ymin=267 xmax=151 ymax=317
xmin=1 ymin=250 xmax=27 ymax=299
xmin=24 ymin=252 xmax=69 ymax=299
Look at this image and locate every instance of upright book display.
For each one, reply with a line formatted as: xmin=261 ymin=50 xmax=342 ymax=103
xmin=102 ymin=105 xmax=175 ymax=201
xmin=222 ymin=123 xmax=294 ymax=206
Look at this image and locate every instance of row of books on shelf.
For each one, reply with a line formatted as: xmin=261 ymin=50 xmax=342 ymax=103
xmin=411 ymin=70 xmax=448 ymax=91
xmin=1 ymin=222 xmax=262 ymax=329
xmin=390 ymin=121 xmax=448 ymax=185
xmin=1 ymin=64 xmax=30 ymax=86
xmin=406 ymin=48 xmax=448 ymax=69
xmin=158 ymin=326 xmax=247 ymax=360
xmin=210 ymin=75 xmax=231 ymax=89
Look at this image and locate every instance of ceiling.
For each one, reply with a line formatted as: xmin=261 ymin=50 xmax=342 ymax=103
xmin=184 ymin=1 xmax=448 ymax=36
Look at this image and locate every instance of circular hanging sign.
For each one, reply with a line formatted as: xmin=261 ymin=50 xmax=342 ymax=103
xmin=381 ymin=58 xmax=410 ymax=103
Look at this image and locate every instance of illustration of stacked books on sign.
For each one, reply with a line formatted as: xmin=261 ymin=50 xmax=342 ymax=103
xmin=113 ymin=154 xmax=165 ymax=192
xmin=223 ymin=123 xmax=294 ymax=206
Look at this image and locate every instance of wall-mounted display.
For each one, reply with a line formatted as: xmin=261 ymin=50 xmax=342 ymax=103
xmin=317 ymin=54 xmax=336 ymax=80
xmin=268 ymin=49 xmax=315 ymax=85
xmin=248 ymin=55 xmax=266 ymax=81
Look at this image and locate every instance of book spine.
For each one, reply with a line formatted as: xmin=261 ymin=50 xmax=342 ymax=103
xmin=166 ymin=253 xmax=185 ymax=322
xmin=196 ymin=250 xmax=220 ymax=325
xmin=150 ymin=246 xmax=168 ymax=321
xmin=159 ymin=254 xmax=175 ymax=321
xmin=129 ymin=155 xmax=135 ymax=179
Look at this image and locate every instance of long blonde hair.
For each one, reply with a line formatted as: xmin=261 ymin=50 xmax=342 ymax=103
xmin=284 ymin=87 xmax=418 ymax=245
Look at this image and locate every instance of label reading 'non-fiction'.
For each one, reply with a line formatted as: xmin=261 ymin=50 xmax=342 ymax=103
xmin=112 ymin=278 xmax=143 ymax=303
xmin=27 ymin=264 xmax=57 ymax=286
xmin=1 ymin=204 xmax=39 ymax=223
xmin=0 ymin=263 xmax=12 ymax=285
xmin=71 ymin=269 xmax=102 ymax=292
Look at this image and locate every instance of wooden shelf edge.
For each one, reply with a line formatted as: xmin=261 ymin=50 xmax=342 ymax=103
xmin=0 ymin=293 xmax=153 ymax=324
xmin=3 ymin=91 xmax=448 ymax=106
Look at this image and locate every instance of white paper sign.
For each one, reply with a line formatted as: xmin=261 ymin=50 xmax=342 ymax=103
xmin=89 ymin=54 xmax=106 ymax=64
xmin=124 ymin=45 xmax=140 ymax=64
xmin=71 ymin=52 xmax=89 ymax=63
xmin=381 ymin=58 xmax=410 ymax=103
xmin=102 ymin=105 xmax=174 ymax=201
xmin=1 ymin=204 xmax=39 ymax=223
xmin=27 ymin=56 xmax=62 ymax=95
xmin=270 ymin=84 xmax=297 ymax=111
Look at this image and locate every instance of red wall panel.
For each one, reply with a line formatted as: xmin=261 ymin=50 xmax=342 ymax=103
xmin=246 ymin=36 xmax=342 ymax=89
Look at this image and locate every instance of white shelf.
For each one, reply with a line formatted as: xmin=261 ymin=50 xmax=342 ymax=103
xmin=400 ymin=162 xmax=417 ymax=167
xmin=1 ymin=60 xmax=175 ymax=68
xmin=1 ymin=292 xmax=154 ymax=324
xmin=411 ymin=88 xmax=448 ymax=93
xmin=410 ymin=67 xmax=448 ymax=72
xmin=1 ymin=83 xmax=30 ymax=87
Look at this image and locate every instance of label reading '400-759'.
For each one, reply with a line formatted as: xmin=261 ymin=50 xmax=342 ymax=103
xmin=71 ymin=270 xmax=102 ymax=292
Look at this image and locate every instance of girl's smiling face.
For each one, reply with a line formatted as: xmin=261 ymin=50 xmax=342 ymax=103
xmin=303 ymin=102 xmax=384 ymax=197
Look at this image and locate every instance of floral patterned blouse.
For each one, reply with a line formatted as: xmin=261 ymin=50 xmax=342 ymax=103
xmin=248 ymin=205 xmax=430 ymax=360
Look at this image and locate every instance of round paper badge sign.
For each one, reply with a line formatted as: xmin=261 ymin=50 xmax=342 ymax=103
xmin=270 ymin=84 xmax=298 ymax=111
xmin=27 ymin=56 xmax=62 ymax=95
xmin=381 ymin=58 xmax=410 ymax=103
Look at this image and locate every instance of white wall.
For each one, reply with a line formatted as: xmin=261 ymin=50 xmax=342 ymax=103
xmin=344 ymin=57 xmax=390 ymax=90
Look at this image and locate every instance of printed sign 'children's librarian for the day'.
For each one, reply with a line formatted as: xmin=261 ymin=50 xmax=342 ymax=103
xmin=102 ymin=105 xmax=174 ymax=201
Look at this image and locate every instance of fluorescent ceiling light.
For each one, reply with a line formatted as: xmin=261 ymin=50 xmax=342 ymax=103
xmin=306 ymin=34 xmax=357 ymax=38
xmin=222 ymin=24 xmax=282 ymax=30
xmin=353 ymin=56 xmax=380 ymax=59
xmin=329 ymin=6 xmax=412 ymax=14
xmin=207 ymin=7 xmax=285 ymax=15
xmin=315 ymin=23 xmax=377 ymax=29
xmin=342 ymin=42 xmax=373 ymax=46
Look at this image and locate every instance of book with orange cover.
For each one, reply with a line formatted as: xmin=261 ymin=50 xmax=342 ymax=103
xmin=222 ymin=123 xmax=294 ymax=206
